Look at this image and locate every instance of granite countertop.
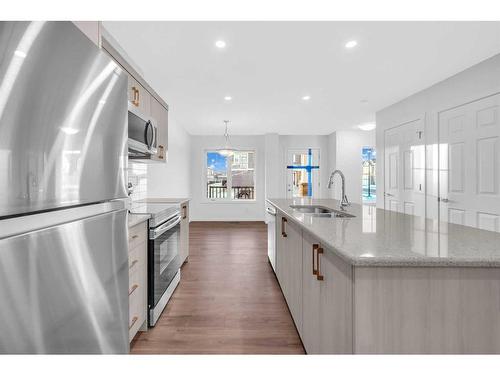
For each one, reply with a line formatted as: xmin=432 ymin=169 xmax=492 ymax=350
xmin=135 ymin=197 xmax=190 ymax=205
xmin=128 ymin=213 xmax=150 ymax=228
xmin=267 ymin=198 xmax=500 ymax=267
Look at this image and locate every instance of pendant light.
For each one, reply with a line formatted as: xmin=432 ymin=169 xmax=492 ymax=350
xmin=217 ymin=120 xmax=237 ymax=157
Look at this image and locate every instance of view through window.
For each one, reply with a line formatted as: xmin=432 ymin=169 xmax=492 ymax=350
xmin=206 ymin=151 xmax=255 ymax=200
xmin=362 ymin=147 xmax=376 ymax=203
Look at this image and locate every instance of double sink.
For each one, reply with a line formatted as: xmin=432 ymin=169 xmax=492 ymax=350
xmin=290 ymin=205 xmax=355 ymax=218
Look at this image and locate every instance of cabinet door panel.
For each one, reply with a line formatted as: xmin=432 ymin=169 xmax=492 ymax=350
xmin=302 ymin=231 xmax=321 ymax=353
xmin=150 ymin=97 xmax=168 ymax=162
xmin=318 ymin=246 xmax=353 ymax=353
xmin=127 ymin=75 xmax=151 ymax=116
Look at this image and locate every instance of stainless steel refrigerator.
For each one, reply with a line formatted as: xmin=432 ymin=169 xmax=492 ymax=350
xmin=0 ymin=21 xmax=129 ymax=353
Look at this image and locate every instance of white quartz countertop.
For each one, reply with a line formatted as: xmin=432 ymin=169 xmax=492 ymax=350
xmin=135 ymin=197 xmax=190 ymax=205
xmin=267 ymin=198 xmax=500 ymax=267
xmin=128 ymin=213 xmax=150 ymax=228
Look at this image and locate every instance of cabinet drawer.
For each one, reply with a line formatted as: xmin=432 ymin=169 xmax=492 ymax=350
xmin=128 ymin=279 xmax=145 ymax=341
xmin=129 ymin=222 xmax=147 ymax=250
xmin=128 ymin=245 xmax=145 ymax=275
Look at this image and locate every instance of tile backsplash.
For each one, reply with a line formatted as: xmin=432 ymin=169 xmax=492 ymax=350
xmin=127 ymin=162 xmax=148 ymax=202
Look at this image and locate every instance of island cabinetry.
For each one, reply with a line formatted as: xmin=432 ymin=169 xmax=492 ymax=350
xmin=275 ymin=212 xmax=303 ymax=335
xmin=353 ymin=267 xmax=500 ymax=354
xmin=301 ymin=231 xmax=353 ymax=354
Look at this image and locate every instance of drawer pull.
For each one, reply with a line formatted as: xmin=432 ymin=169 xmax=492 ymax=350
xmin=129 ymin=284 xmax=139 ymax=296
xmin=129 ymin=316 xmax=138 ymax=330
xmin=182 ymin=205 xmax=187 ymax=219
xmin=130 ymin=234 xmax=139 ymax=240
xmin=129 ymin=259 xmax=138 ymax=270
xmin=316 ymin=247 xmax=324 ymax=281
xmin=281 ymin=217 xmax=287 ymax=237
xmin=312 ymin=244 xmax=319 ymax=275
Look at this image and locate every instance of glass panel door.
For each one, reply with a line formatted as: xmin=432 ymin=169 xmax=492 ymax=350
xmin=286 ymin=148 xmax=320 ymax=198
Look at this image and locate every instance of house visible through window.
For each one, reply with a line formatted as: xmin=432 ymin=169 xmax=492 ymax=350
xmin=206 ymin=150 xmax=256 ymax=201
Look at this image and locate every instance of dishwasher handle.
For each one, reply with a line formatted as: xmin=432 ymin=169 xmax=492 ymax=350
xmin=266 ymin=206 xmax=276 ymax=216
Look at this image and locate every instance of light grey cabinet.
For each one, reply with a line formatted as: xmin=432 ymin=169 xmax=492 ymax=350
xmin=180 ymin=202 xmax=189 ymax=264
xmin=73 ymin=21 xmax=100 ymax=46
xmin=150 ymin=97 xmax=168 ymax=162
xmin=301 ymin=232 xmax=353 ymax=354
xmin=101 ymin=33 xmax=169 ymax=163
xmin=276 ymin=213 xmax=303 ymax=335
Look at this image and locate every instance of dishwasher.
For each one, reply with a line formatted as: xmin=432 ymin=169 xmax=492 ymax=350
xmin=266 ymin=204 xmax=277 ymax=272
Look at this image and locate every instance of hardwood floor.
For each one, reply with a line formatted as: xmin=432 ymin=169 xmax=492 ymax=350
xmin=131 ymin=221 xmax=305 ymax=354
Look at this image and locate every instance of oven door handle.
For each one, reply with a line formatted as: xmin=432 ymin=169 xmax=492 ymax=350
xmin=151 ymin=215 xmax=181 ymax=239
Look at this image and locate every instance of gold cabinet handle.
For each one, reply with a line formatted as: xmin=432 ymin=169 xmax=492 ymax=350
xmin=182 ymin=205 xmax=187 ymax=219
xmin=316 ymin=247 xmax=324 ymax=281
xmin=281 ymin=217 xmax=287 ymax=237
xmin=136 ymin=87 xmax=140 ymax=106
xmin=132 ymin=86 xmax=139 ymax=107
xmin=129 ymin=316 xmax=138 ymax=330
xmin=312 ymin=244 xmax=319 ymax=275
xmin=158 ymin=145 xmax=164 ymax=159
xmin=129 ymin=259 xmax=138 ymax=270
xmin=129 ymin=284 xmax=139 ymax=296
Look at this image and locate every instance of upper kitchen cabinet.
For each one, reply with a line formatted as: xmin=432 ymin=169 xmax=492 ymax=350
xmin=100 ymin=27 xmax=169 ymax=163
xmin=72 ymin=22 xmax=101 ymax=47
xmin=127 ymin=75 xmax=151 ymax=117
xmin=150 ymin=97 xmax=168 ymax=162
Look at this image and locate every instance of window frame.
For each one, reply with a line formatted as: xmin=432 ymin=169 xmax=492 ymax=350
xmin=203 ymin=149 xmax=257 ymax=203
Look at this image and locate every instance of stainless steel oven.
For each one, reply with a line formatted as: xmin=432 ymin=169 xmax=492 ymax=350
xmin=128 ymin=102 xmax=158 ymax=157
xmin=148 ymin=211 xmax=182 ymax=326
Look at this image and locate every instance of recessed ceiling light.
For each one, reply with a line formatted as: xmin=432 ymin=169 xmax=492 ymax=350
xmin=358 ymin=122 xmax=376 ymax=131
xmin=345 ymin=40 xmax=358 ymax=49
xmin=215 ymin=40 xmax=226 ymax=49
xmin=224 ymin=96 xmax=232 ymax=101
xmin=302 ymin=95 xmax=311 ymax=101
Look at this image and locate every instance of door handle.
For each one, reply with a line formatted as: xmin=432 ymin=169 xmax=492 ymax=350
xmin=281 ymin=217 xmax=287 ymax=237
xmin=316 ymin=247 xmax=324 ymax=281
xmin=312 ymin=244 xmax=319 ymax=275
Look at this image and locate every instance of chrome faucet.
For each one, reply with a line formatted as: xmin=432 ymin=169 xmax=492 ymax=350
xmin=327 ymin=169 xmax=350 ymax=210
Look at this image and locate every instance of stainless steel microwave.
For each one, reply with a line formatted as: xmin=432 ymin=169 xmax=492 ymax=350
xmin=128 ymin=102 xmax=158 ymax=157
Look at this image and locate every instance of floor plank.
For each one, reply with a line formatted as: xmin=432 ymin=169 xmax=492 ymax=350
xmin=131 ymin=221 xmax=305 ymax=354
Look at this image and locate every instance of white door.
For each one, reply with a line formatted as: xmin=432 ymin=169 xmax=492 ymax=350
xmin=384 ymin=118 xmax=425 ymax=217
xmin=286 ymin=148 xmax=320 ymax=198
xmin=438 ymin=93 xmax=500 ymax=232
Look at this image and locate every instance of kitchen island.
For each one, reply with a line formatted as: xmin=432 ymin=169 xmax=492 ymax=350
xmin=267 ymin=198 xmax=500 ymax=354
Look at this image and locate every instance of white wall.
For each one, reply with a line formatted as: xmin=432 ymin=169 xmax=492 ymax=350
xmin=147 ymin=119 xmax=192 ymax=198
xmin=190 ymin=135 xmax=266 ymax=221
xmin=331 ymin=130 xmax=375 ymax=204
xmin=376 ymin=53 xmax=500 ymax=215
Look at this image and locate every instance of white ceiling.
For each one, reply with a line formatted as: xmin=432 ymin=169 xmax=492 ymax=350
xmin=103 ymin=21 xmax=500 ymax=135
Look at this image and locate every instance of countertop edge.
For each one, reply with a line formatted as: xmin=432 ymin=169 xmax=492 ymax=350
xmin=128 ymin=213 xmax=150 ymax=228
xmin=135 ymin=198 xmax=190 ymax=205
xmin=266 ymin=199 xmax=500 ymax=268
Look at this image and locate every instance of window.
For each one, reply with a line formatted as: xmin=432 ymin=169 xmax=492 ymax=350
xmin=362 ymin=147 xmax=376 ymax=203
xmin=206 ymin=150 xmax=256 ymax=201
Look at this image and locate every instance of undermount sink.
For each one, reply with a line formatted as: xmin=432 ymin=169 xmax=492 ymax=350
xmin=289 ymin=205 xmax=355 ymax=218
